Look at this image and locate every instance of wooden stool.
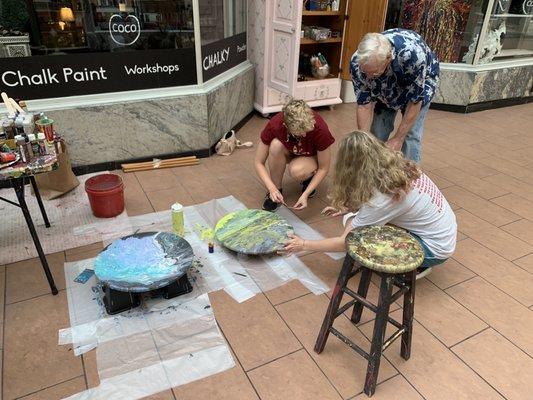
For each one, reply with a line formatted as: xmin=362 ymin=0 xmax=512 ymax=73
xmin=314 ymin=225 xmax=424 ymax=397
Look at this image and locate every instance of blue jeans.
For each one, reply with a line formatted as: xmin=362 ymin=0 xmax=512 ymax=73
xmin=410 ymin=233 xmax=447 ymax=269
xmin=370 ymin=102 xmax=431 ymax=163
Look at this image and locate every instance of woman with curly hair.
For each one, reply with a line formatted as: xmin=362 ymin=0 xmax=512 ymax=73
xmin=285 ymin=130 xmax=457 ymax=275
xmin=255 ymin=99 xmax=335 ymax=212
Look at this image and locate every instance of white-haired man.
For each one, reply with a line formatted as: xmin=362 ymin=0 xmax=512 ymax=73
xmin=350 ymin=29 xmax=439 ymax=162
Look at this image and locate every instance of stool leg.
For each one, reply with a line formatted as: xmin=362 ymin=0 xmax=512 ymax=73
xmin=350 ymin=267 xmax=372 ymax=324
xmin=364 ymin=274 xmax=393 ymax=397
xmin=401 ymin=270 xmax=417 ymax=360
xmin=314 ymin=255 xmax=354 ymax=354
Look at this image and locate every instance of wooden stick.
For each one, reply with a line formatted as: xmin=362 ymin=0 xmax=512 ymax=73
xmin=123 ymin=161 xmax=199 ymax=173
xmin=121 ymin=156 xmax=197 ymax=169
xmin=123 ymin=159 xmax=199 ymax=173
xmin=1 ymin=92 xmax=15 ymax=116
xmin=122 ymin=159 xmax=198 ymax=171
xmin=9 ymin=98 xmax=25 ymax=114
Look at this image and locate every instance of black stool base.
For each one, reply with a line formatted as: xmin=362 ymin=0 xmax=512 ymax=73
xmin=159 ymin=274 xmax=193 ymax=299
xmin=103 ymin=274 xmax=193 ymax=315
xmin=103 ymin=286 xmax=141 ymax=315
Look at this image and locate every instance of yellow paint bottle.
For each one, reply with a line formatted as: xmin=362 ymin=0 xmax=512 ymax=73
xmin=171 ymin=203 xmax=184 ymax=236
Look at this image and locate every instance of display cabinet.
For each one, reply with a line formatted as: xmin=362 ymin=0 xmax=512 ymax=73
xmin=248 ymin=0 xmax=349 ymax=115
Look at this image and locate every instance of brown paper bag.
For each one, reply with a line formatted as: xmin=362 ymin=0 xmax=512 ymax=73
xmin=32 ymin=140 xmax=80 ymax=200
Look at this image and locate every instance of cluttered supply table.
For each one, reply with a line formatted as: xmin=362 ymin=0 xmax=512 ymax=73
xmin=1 ymin=93 xmax=61 ymax=295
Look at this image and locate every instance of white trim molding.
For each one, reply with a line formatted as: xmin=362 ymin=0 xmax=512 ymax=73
xmin=441 ymin=57 xmax=533 ymax=72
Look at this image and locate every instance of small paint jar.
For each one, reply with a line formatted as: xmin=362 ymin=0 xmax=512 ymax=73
xmin=15 ymin=135 xmax=30 ymax=163
xmin=37 ymin=132 xmax=47 ymax=155
xmin=24 ymin=135 xmax=34 ymax=160
xmin=22 ymin=115 xmax=34 ymax=135
xmin=27 ymin=133 xmax=40 ymax=158
xmin=208 ymin=242 xmax=214 ymax=253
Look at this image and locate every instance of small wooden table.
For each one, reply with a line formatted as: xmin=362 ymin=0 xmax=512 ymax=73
xmin=0 ymin=152 xmax=59 ymax=295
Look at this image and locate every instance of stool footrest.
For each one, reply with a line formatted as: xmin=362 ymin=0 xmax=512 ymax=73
xmin=335 ymin=299 xmax=357 ymax=317
xmin=382 ymin=327 xmax=406 ymax=352
xmin=330 ymin=327 xmax=370 ymax=360
xmin=343 ymin=286 xmax=404 ymax=329
xmin=343 ymin=286 xmax=378 ymax=312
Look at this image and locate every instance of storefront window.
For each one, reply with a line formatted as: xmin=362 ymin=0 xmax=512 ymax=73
xmin=199 ymin=0 xmax=246 ymax=45
xmin=0 ymin=1 xmax=198 ymax=100
xmin=385 ymin=0 xmax=533 ymax=65
xmin=0 ymin=0 xmax=195 ymax=55
xmin=199 ymin=0 xmax=246 ymax=82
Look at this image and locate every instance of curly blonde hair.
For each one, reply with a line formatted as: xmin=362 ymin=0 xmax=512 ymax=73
xmin=330 ymin=131 xmax=421 ymax=211
xmin=282 ymin=99 xmax=315 ymax=134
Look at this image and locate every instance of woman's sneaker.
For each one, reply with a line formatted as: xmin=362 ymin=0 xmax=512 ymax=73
xmin=301 ymin=177 xmax=316 ymax=198
xmin=262 ymin=190 xmax=282 ymax=212
xmin=416 ymin=266 xmax=433 ymax=280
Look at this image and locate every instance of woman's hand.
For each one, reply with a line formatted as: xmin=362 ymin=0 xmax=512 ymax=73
xmin=321 ymin=206 xmax=344 ymax=217
xmin=269 ymin=187 xmax=284 ymax=204
xmin=292 ymin=194 xmax=308 ymax=210
xmin=284 ymin=233 xmax=306 ymax=254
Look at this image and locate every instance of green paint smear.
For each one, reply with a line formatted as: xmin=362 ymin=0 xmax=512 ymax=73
xmin=194 ymin=223 xmax=214 ymax=241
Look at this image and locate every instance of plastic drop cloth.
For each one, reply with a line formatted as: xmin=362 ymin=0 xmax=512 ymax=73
xmin=62 ymin=294 xmax=235 ymax=400
xmin=62 ymin=196 xmax=331 ymax=355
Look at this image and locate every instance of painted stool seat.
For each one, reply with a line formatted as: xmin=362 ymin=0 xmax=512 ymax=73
xmin=315 ymin=226 xmax=424 ymax=397
xmin=346 ymin=225 xmax=424 ymax=274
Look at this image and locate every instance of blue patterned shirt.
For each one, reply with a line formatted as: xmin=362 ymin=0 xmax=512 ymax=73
xmin=350 ymin=29 xmax=439 ymax=110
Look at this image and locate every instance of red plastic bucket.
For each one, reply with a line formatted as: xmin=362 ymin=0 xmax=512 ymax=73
xmin=85 ymin=174 xmax=125 ymax=218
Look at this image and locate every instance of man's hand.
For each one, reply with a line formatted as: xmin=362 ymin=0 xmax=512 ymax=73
xmin=292 ymin=194 xmax=308 ymax=210
xmin=386 ymin=136 xmax=404 ymax=152
xmin=269 ymin=187 xmax=284 ymax=204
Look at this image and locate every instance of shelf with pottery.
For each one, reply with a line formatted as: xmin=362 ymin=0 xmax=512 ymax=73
xmin=247 ymin=0 xmax=349 ymax=115
xmin=302 ymin=10 xmax=343 ymax=16
xmin=300 ymin=37 xmax=343 ymax=45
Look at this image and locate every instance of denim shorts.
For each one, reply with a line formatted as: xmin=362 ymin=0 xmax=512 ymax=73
xmin=410 ymin=233 xmax=448 ymax=269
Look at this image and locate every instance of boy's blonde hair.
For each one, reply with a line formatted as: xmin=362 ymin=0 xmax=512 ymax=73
xmin=330 ymin=131 xmax=421 ymax=211
xmin=282 ymin=99 xmax=315 ymax=133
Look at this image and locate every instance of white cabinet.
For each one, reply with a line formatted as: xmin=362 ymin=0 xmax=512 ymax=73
xmin=248 ymin=0 xmax=347 ymax=115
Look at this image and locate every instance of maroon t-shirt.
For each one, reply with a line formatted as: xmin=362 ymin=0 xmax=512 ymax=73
xmin=260 ymin=111 xmax=335 ymax=156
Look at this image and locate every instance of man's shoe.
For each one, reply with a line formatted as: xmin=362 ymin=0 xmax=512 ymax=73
xmin=262 ymin=192 xmax=281 ymax=212
xmin=301 ymin=177 xmax=316 ymax=198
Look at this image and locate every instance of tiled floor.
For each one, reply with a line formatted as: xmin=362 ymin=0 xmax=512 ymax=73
xmin=2 ymin=103 xmax=533 ymax=400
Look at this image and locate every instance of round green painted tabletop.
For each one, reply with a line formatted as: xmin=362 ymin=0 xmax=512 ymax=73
xmin=345 ymin=225 xmax=424 ymax=273
xmin=215 ymin=209 xmax=293 ymax=255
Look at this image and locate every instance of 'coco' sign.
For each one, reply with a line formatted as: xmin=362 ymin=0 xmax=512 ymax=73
xmin=109 ymin=14 xmax=141 ymax=46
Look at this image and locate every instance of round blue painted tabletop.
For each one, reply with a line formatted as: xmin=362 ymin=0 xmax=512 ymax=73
xmin=94 ymin=231 xmax=194 ymax=292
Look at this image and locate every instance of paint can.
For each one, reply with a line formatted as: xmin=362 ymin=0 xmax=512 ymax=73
xmin=35 ymin=117 xmax=55 ymax=143
xmin=171 ymin=203 xmax=184 ymax=237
